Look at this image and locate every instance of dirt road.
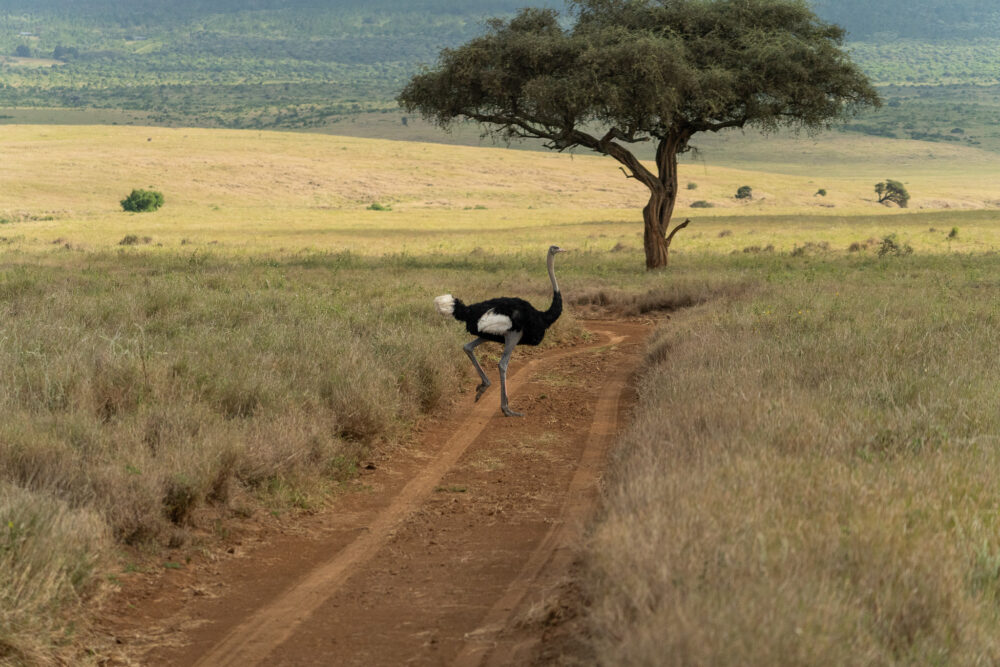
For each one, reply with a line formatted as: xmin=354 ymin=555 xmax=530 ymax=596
xmin=102 ymin=319 xmax=649 ymax=665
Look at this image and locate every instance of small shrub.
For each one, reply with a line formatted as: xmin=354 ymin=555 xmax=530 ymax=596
xmin=120 ymin=188 xmax=164 ymax=213
xmin=742 ymin=245 xmax=774 ymax=254
xmin=948 ymin=227 xmax=959 ymax=239
xmin=718 ymin=230 xmax=732 ymax=238
xmin=791 ymin=241 xmax=831 ymax=256
xmin=119 ymin=235 xmax=139 ymax=245
xmin=735 ymin=185 xmax=753 ymax=200
xmin=877 ymin=234 xmax=913 ymax=257
xmin=367 ymin=202 xmax=391 ymax=211
xmin=686 ymin=182 xmax=698 ymax=190
xmin=163 ymin=474 xmax=198 ymax=525
xmin=690 ymin=200 xmax=713 ymax=208
xmin=815 ymin=189 xmax=827 ymax=196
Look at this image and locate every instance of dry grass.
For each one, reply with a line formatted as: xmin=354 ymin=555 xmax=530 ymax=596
xmin=0 ymin=245 xmax=588 ymax=663
xmin=584 ymin=253 xmax=1000 ymax=665
xmin=1 ymin=484 xmax=107 ymax=665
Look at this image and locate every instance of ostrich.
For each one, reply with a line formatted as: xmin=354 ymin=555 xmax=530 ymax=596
xmin=434 ymin=245 xmax=567 ymax=417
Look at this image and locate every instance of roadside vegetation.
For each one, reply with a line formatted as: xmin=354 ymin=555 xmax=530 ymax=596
xmin=585 ymin=251 xmax=1000 ymax=664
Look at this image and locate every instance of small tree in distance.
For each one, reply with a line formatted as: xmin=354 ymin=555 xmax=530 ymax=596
xmin=399 ymin=0 xmax=880 ymax=269
xmin=875 ymin=180 xmax=909 ymax=208
xmin=121 ymin=189 xmax=164 ymax=212
xmin=735 ymin=186 xmax=753 ymax=200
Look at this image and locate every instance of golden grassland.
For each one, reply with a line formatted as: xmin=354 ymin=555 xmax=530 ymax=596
xmin=3 ymin=124 xmax=1000 ymax=256
xmin=2 ymin=124 xmax=1000 ymax=663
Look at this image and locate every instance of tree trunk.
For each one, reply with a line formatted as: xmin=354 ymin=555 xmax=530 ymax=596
xmin=643 ymin=192 xmax=671 ymax=269
xmin=641 ymin=134 xmax=687 ymax=270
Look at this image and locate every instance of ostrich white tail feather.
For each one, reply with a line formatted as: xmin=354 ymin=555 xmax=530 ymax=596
xmin=434 ymin=294 xmax=455 ymax=315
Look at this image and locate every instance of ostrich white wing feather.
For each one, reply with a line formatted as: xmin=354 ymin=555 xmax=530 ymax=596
xmin=477 ymin=309 xmax=512 ymax=335
xmin=434 ymin=294 xmax=455 ymax=315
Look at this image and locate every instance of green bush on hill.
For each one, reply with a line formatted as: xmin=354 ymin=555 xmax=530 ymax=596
xmin=120 ymin=188 xmax=164 ymax=212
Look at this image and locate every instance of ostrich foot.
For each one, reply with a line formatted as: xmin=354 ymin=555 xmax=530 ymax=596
xmin=501 ymin=406 xmax=524 ymax=417
xmin=474 ymin=382 xmax=491 ymax=402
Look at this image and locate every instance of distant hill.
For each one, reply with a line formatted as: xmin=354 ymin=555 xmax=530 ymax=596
xmin=812 ymin=0 xmax=1000 ymax=40
xmin=7 ymin=0 xmax=996 ymax=40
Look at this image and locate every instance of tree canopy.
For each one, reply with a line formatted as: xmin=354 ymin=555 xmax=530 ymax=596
xmin=875 ymin=179 xmax=909 ymax=208
xmin=399 ymin=0 xmax=880 ymax=269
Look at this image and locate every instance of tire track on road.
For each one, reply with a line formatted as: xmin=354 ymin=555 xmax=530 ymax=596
xmin=453 ymin=328 xmax=631 ymax=667
xmin=191 ymin=325 xmax=639 ymax=667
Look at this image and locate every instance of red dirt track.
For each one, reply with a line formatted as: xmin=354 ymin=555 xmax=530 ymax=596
xmin=101 ymin=319 xmax=650 ymax=666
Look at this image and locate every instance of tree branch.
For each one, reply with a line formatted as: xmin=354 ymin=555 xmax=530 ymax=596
xmin=457 ymin=110 xmax=660 ymax=190
xmin=600 ymin=127 xmax=650 ymax=144
xmin=618 ymin=166 xmax=636 ymax=180
xmin=665 ymin=218 xmax=691 ymax=246
xmin=692 ymin=117 xmax=749 ymax=133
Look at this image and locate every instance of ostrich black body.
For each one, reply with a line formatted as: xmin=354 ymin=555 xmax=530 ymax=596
xmin=451 ymin=292 xmax=562 ymax=346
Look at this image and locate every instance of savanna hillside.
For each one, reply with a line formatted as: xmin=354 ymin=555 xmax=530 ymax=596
xmin=3 ymin=0 xmax=1000 ymax=152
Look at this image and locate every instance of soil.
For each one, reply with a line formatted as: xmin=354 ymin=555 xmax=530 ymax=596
xmin=97 ymin=319 xmax=651 ymax=666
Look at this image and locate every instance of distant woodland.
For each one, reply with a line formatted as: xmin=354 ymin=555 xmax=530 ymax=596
xmin=1 ymin=0 xmax=998 ymax=145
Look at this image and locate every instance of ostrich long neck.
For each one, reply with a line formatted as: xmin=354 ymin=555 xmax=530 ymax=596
xmin=543 ymin=252 xmax=562 ymax=326
xmin=547 ymin=252 xmax=559 ymax=295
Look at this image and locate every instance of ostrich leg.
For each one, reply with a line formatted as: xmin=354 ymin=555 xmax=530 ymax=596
xmin=499 ymin=330 xmax=523 ymax=417
xmin=463 ymin=337 xmax=491 ymax=401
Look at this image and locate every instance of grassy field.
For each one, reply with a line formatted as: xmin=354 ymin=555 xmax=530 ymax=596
xmin=2 ymin=125 xmax=1000 ymax=663
xmin=584 ymin=251 xmax=1000 ymax=664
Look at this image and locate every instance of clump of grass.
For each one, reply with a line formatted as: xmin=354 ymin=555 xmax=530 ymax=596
xmin=948 ymin=227 xmax=959 ymax=239
xmin=848 ymin=238 xmax=880 ymax=252
xmin=0 ymin=483 xmax=107 ymax=665
xmin=690 ymin=200 xmax=713 ymax=208
xmin=742 ymin=244 xmax=774 ymax=254
xmin=718 ymin=229 xmax=732 ymax=238
xmin=366 ymin=202 xmax=391 ymax=211
xmin=572 ymin=280 xmax=745 ymax=317
xmin=877 ymin=233 xmax=914 ymax=257
xmin=686 ymin=182 xmax=698 ymax=190
xmin=790 ymin=240 xmax=830 ymax=256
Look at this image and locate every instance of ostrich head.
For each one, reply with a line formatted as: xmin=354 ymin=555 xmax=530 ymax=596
xmin=548 ymin=245 xmax=567 ymax=256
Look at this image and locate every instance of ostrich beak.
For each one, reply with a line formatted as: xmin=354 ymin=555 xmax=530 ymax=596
xmin=555 ymin=248 xmax=569 ymax=253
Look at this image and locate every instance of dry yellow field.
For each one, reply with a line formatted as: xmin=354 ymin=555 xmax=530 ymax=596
xmin=3 ymin=124 xmax=1000 ymax=258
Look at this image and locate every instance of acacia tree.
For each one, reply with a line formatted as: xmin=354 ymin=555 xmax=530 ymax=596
xmin=398 ymin=0 xmax=880 ymax=269
xmin=875 ymin=179 xmax=909 ymax=208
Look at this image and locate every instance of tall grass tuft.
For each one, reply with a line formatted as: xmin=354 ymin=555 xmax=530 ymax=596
xmin=0 ymin=483 xmax=107 ymax=665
